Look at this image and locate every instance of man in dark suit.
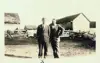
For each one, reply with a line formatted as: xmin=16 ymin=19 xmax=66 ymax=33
xmin=49 ymin=18 xmax=63 ymax=58
xmin=37 ymin=18 xmax=50 ymax=58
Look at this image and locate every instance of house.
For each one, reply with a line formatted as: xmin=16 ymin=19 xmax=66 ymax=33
xmin=24 ymin=25 xmax=37 ymax=37
xmin=4 ymin=13 xmax=20 ymax=31
xmin=24 ymin=25 xmax=37 ymax=30
xmin=5 ymin=13 xmax=20 ymax=24
xmin=57 ymin=13 xmax=96 ymax=33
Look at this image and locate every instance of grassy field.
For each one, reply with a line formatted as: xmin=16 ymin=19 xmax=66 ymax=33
xmin=5 ymin=38 xmax=95 ymax=58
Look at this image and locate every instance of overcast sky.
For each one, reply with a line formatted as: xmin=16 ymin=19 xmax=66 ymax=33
xmin=4 ymin=0 xmax=99 ymax=28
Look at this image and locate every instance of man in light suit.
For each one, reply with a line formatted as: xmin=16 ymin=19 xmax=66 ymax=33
xmin=49 ymin=19 xmax=63 ymax=58
xmin=37 ymin=18 xmax=50 ymax=58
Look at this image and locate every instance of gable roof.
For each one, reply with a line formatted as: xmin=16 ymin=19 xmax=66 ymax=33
xmin=56 ymin=13 xmax=90 ymax=24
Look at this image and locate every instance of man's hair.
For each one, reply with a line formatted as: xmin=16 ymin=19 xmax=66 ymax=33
xmin=42 ymin=17 xmax=45 ymax=21
xmin=52 ymin=18 xmax=57 ymax=24
xmin=52 ymin=18 xmax=56 ymax=21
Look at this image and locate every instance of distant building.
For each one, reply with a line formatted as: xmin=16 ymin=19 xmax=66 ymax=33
xmin=5 ymin=13 xmax=20 ymax=24
xmin=4 ymin=13 xmax=20 ymax=31
xmin=57 ymin=13 xmax=96 ymax=33
xmin=24 ymin=25 xmax=37 ymax=37
xmin=24 ymin=25 xmax=37 ymax=30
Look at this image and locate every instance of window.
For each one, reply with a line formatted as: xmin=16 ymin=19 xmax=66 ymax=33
xmin=90 ymin=22 xmax=96 ymax=28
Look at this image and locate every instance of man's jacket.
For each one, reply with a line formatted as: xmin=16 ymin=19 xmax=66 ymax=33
xmin=37 ymin=24 xmax=50 ymax=42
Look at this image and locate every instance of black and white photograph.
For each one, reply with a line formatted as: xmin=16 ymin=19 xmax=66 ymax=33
xmin=3 ymin=0 xmax=99 ymax=63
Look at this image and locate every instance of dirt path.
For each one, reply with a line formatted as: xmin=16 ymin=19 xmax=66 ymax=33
xmin=5 ymin=40 xmax=95 ymax=58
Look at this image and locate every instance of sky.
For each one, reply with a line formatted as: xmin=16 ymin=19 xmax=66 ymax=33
xmin=3 ymin=0 xmax=99 ymax=28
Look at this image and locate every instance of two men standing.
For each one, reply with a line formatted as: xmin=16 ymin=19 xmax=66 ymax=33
xmin=37 ymin=18 xmax=63 ymax=58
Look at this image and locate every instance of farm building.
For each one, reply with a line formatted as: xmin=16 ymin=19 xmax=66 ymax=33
xmin=4 ymin=13 xmax=20 ymax=31
xmin=24 ymin=25 xmax=37 ymax=30
xmin=24 ymin=25 xmax=37 ymax=37
xmin=57 ymin=13 xmax=96 ymax=33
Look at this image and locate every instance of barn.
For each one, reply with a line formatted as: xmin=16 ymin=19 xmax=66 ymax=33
xmin=4 ymin=13 xmax=20 ymax=31
xmin=57 ymin=13 xmax=96 ymax=33
xmin=24 ymin=25 xmax=37 ymax=37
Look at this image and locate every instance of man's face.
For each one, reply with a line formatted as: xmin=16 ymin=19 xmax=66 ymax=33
xmin=52 ymin=19 xmax=56 ymax=25
xmin=42 ymin=18 xmax=45 ymax=24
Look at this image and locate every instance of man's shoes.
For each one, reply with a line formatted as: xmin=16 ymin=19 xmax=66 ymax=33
xmin=38 ymin=56 xmax=42 ymax=58
xmin=44 ymin=56 xmax=46 ymax=58
xmin=44 ymin=54 xmax=48 ymax=58
xmin=54 ymin=57 xmax=59 ymax=58
xmin=44 ymin=53 xmax=48 ymax=58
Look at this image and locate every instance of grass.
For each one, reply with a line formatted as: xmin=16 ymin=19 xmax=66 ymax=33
xmin=5 ymin=37 xmax=95 ymax=58
xmin=5 ymin=37 xmax=38 ymax=45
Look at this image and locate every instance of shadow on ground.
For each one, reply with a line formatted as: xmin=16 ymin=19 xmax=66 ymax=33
xmin=5 ymin=54 xmax=32 ymax=58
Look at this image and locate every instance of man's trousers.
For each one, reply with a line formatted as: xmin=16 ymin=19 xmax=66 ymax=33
xmin=51 ymin=38 xmax=60 ymax=58
xmin=38 ymin=40 xmax=48 ymax=58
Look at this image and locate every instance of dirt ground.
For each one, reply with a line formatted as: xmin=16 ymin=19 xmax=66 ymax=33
xmin=5 ymin=38 xmax=95 ymax=59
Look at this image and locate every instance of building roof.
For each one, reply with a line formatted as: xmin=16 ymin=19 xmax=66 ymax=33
xmin=56 ymin=13 xmax=90 ymax=24
xmin=24 ymin=25 xmax=37 ymax=30
xmin=5 ymin=13 xmax=20 ymax=24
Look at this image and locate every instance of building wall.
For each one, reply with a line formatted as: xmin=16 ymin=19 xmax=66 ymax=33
xmin=73 ymin=14 xmax=90 ymax=32
xmin=90 ymin=28 xmax=96 ymax=34
xmin=60 ymin=22 xmax=73 ymax=30
xmin=4 ymin=24 xmax=20 ymax=31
